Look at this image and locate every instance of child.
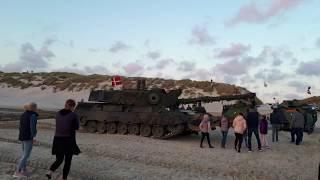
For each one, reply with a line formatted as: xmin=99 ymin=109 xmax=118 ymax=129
xmin=260 ymin=115 xmax=269 ymax=149
xmin=232 ymin=113 xmax=247 ymax=153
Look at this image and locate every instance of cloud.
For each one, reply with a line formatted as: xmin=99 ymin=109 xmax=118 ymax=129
xmin=109 ymin=41 xmax=130 ymax=53
xmin=123 ymin=62 xmax=144 ymax=75
xmin=155 ymin=59 xmax=174 ymax=70
xmin=1 ymin=38 xmax=56 ymax=72
xmin=182 ymin=68 xmax=212 ymax=81
xmin=272 ymin=59 xmax=282 ymax=66
xmin=255 ymin=69 xmax=287 ymax=83
xmin=54 ymin=65 xmax=110 ymax=75
xmin=88 ymin=48 xmax=100 ymax=53
xmin=223 ymin=75 xmax=238 ymax=84
xmin=227 ymin=0 xmax=305 ymax=26
xmin=177 ymin=61 xmax=196 ymax=72
xmin=146 ymin=51 xmax=161 ymax=59
xmin=296 ymin=59 xmax=320 ymax=76
xmin=287 ymin=81 xmax=310 ymax=93
xmin=216 ymin=43 xmax=251 ymax=58
xmin=284 ymin=93 xmax=303 ymax=100
xmin=316 ymin=38 xmax=320 ymax=48
xmin=189 ymin=24 xmax=215 ymax=46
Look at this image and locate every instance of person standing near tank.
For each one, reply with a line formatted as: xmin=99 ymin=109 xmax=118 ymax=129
xmin=246 ymin=107 xmax=262 ymax=152
xmin=13 ymin=103 xmax=38 ymax=178
xmin=232 ymin=113 xmax=247 ymax=153
xmin=46 ymin=99 xmax=81 ymax=180
xmin=199 ymin=114 xmax=214 ymax=148
xmin=290 ymin=109 xmax=305 ymax=145
xmin=220 ymin=114 xmax=229 ymax=148
xmin=270 ymin=108 xmax=283 ymax=142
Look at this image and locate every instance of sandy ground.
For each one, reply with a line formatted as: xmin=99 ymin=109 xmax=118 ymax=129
xmin=0 ymin=118 xmax=319 ymax=180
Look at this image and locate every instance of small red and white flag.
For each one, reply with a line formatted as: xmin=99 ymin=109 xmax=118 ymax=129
xmin=111 ymin=75 xmax=123 ymax=89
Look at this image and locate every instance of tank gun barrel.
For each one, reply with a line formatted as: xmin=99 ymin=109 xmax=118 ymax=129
xmin=178 ymin=93 xmax=256 ymax=105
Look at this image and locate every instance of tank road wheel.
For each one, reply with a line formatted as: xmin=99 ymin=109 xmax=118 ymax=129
xmin=128 ymin=124 xmax=140 ymax=135
xmin=152 ymin=126 xmax=165 ymax=138
xmin=96 ymin=122 xmax=107 ymax=134
xmin=148 ymin=92 xmax=160 ymax=105
xmin=107 ymin=123 xmax=117 ymax=134
xmin=86 ymin=121 xmax=97 ymax=133
xmin=117 ymin=123 xmax=128 ymax=135
xmin=140 ymin=125 xmax=152 ymax=137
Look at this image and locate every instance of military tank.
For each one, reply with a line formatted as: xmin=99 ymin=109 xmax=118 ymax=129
xmin=75 ymin=79 xmax=257 ymax=138
xmin=274 ymin=100 xmax=318 ymax=134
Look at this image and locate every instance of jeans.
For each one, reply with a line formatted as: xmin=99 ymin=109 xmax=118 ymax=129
xmin=50 ymin=154 xmax=73 ymax=179
xmin=221 ymin=131 xmax=228 ymax=147
xmin=234 ymin=133 xmax=243 ymax=152
xmin=17 ymin=140 xmax=33 ymax=172
xmin=248 ymin=128 xmax=261 ymax=150
xmin=243 ymin=130 xmax=248 ymax=147
xmin=272 ymin=124 xmax=280 ymax=142
xmin=200 ymin=132 xmax=212 ymax=147
xmin=291 ymin=128 xmax=303 ymax=145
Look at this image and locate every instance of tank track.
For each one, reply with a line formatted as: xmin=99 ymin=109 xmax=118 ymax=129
xmin=83 ymin=122 xmax=186 ymax=139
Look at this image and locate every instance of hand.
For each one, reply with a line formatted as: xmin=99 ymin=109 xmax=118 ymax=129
xmin=33 ymin=139 xmax=38 ymax=145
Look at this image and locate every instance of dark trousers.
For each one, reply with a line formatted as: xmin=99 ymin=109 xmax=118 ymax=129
xmin=272 ymin=124 xmax=280 ymax=142
xmin=291 ymin=128 xmax=303 ymax=145
xmin=50 ymin=154 xmax=73 ymax=179
xmin=221 ymin=131 xmax=228 ymax=147
xmin=234 ymin=133 xmax=243 ymax=151
xmin=200 ymin=132 xmax=212 ymax=146
xmin=248 ymin=128 xmax=261 ymax=150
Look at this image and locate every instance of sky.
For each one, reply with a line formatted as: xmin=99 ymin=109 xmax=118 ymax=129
xmin=1 ymin=0 xmax=320 ymax=102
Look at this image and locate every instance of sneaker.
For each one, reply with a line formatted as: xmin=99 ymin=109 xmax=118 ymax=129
xmin=45 ymin=173 xmax=52 ymax=179
xmin=200 ymin=145 xmax=204 ymax=148
xmin=209 ymin=145 xmax=214 ymax=148
xmin=13 ymin=171 xmax=26 ymax=178
xmin=248 ymin=150 xmax=252 ymax=152
xmin=259 ymin=149 xmax=263 ymax=152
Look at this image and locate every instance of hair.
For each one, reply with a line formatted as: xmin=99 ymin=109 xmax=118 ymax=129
xmin=238 ymin=112 xmax=245 ymax=117
xmin=28 ymin=102 xmax=37 ymax=111
xmin=65 ymin=99 xmax=76 ymax=107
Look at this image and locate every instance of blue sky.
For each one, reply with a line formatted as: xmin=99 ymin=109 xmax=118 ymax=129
xmin=1 ymin=0 xmax=320 ymax=102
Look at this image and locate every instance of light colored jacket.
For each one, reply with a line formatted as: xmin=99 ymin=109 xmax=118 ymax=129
xmin=199 ymin=120 xmax=211 ymax=133
xmin=233 ymin=115 xmax=247 ymax=134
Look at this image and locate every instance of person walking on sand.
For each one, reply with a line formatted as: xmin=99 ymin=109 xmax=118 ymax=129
xmin=247 ymin=107 xmax=262 ymax=152
xmin=270 ymin=108 xmax=283 ymax=142
xmin=46 ymin=99 xmax=81 ymax=180
xmin=220 ymin=114 xmax=229 ymax=148
xmin=260 ymin=115 xmax=269 ymax=149
xmin=13 ymin=102 xmax=38 ymax=178
xmin=232 ymin=113 xmax=247 ymax=153
xmin=199 ymin=114 xmax=214 ymax=148
xmin=290 ymin=109 xmax=305 ymax=145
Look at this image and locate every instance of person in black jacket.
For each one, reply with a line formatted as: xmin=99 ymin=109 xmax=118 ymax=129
xmin=270 ymin=108 xmax=284 ymax=142
xmin=246 ymin=108 xmax=262 ymax=152
xmin=14 ymin=103 xmax=38 ymax=178
xmin=46 ymin=99 xmax=80 ymax=180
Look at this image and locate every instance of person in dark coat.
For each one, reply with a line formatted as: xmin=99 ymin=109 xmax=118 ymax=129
xmin=270 ymin=108 xmax=284 ymax=142
xmin=291 ymin=109 xmax=305 ymax=145
xmin=14 ymin=103 xmax=38 ymax=178
xmin=246 ymin=108 xmax=262 ymax=152
xmin=46 ymin=99 xmax=80 ymax=180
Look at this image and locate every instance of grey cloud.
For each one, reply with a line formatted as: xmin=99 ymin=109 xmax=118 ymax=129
xmin=272 ymin=59 xmax=282 ymax=66
xmin=146 ymin=51 xmax=161 ymax=59
xmin=216 ymin=43 xmax=251 ymax=58
xmin=84 ymin=65 xmax=109 ymax=75
xmin=155 ymin=59 xmax=174 ymax=70
xmin=177 ymin=61 xmax=196 ymax=72
xmin=0 ymin=38 xmax=56 ymax=72
xmin=254 ymin=69 xmax=287 ymax=83
xmin=287 ymin=81 xmax=310 ymax=93
xmin=109 ymin=41 xmax=130 ymax=53
xmin=284 ymin=93 xmax=303 ymax=100
xmin=223 ymin=75 xmax=238 ymax=84
xmin=182 ymin=68 xmax=212 ymax=81
xmin=189 ymin=24 xmax=215 ymax=46
xmin=296 ymin=59 xmax=320 ymax=76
